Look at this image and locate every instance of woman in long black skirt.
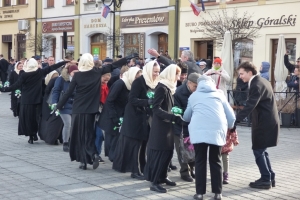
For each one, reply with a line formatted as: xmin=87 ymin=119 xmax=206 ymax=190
xmin=113 ymin=61 xmax=160 ymax=179
xmin=56 ymin=53 xmax=130 ymax=170
xmin=1 ymin=58 xmax=68 ymax=144
xmin=9 ymin=62 xmax=23 ymax=117
xmin=98 ymin=67 xmax=142 ymax=162
xmin=144 ymin=64 xmax=183 ymax=193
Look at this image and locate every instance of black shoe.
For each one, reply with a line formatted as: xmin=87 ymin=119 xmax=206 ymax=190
xmin=150 ymin=183 xmax=167 ymax=193
xmin=168 ymin=167 xmax=171 ymax=172
xmin=99 ymin=156 xmax=105 ymax=163
xmin=79 ymin=163 xmax=87 ymax=170
xmin=169 ymin=163 xmax=177 ymax=170
xmin=33 ymin=135 xmax=38 ymax=141
xmin=181 ymin=175 xmax=194 ymax=182
xmin=131 ymin=173 xmax=145 ymax=180
xmin=272 ymin=179 xmax=275 ymax=187
xmin=93 ymin=154 xmax=100 ymax=169
xmin=28 ymin=139 xmax=33 ymax=144
xmin=191 ymin=170 xmax=195 ymax=179
xmin=162 ymin=177 xmax=176 ymax=186
xmin=193 ymin=194 xmax=204 ymax=200
xmin=249 ymin=179 xmax=271 ymax=189
xmin=214 ymin=193 xmax=222 ymax=200
xmin=63 ymin=143 xmax=69 ymax=152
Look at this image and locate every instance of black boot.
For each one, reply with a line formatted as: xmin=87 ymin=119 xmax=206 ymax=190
xmin=169 ymin=161 xmax=177 ymax=170
xmin=28 ymin=136 xmax=33 ymax=144
xmin=63 ymin=142 xmax=69 ymax=152
xmin=79 ymin=163 xmax=87 ymax=170
xmin=93 ymin=154 xmax=100 ymax=169
xmin=150 ymin=183 xmax=167 ymax=193
xmin=33 ymin=134 xmax=38 ymax=141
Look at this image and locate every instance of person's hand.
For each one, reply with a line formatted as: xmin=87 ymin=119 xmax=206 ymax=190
xmin=294 ymin=81 xmax=298 ymax=84
xmin=172 ymin=115 xmax=184 ymax=125
xmin=147 ymin=48 xmax=160 ymax=58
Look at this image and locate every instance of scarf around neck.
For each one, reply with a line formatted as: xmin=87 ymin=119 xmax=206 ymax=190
xmin=142 ymin=61 xmax=160 ymax=89
xmin=159 ymin=64 xmax=178 ymax=95
xmin=121 ymin=67 xmax=141 ymax=90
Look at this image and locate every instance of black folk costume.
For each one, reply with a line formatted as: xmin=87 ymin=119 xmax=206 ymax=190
xmin=1 ymin=59 xmax=68 ymax=144
xmin=98 ymin=67 xmax=141 ymax=162
xmin=56 ymin=54 xmax=128 ymax=170
xmin=9 ymin=63 xmax=21 ymax=117
xmin=113 ymin=61 xmax=159 ymax=178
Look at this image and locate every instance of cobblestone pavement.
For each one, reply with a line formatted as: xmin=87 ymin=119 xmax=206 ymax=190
xmin=0 ymin=93 xmax=300 ymax=200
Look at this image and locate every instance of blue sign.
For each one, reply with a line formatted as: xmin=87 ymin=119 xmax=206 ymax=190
xmin=180 ymin=47 xmax=190 ymax=51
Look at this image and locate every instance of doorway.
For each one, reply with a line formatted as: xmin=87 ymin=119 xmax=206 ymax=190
xmin=195 ymin=40 xmax=213 ymax=60
xmin=158 ymin=33 xmax=168 ymax=54
xmin=90 ymin=33 xmax=107 ymax=60
xmin=271 ymin=38 xmax=296 ymax=88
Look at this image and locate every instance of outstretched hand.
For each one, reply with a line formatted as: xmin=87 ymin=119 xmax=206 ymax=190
xmin=147 ymin=48 xmax=160 ymax=58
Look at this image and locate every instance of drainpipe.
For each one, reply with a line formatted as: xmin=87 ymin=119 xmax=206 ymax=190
xmin=34 ymin=0 xmax=38 ymax=55
xmin=174 ymin=0 xmax=179 ymax=59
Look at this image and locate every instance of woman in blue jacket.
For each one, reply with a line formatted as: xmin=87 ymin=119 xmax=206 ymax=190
xmin=52 ymin=65 xmax=78 ymax=152
xmin=183 ymin=75 xmax=236 ymax=200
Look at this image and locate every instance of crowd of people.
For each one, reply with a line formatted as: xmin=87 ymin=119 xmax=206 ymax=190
xmin=1 ymin=48 xmax=296 ymax=199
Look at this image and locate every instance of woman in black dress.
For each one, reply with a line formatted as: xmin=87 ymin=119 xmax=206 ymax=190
xmin=98 ymin=67 xmax=142 ymax=162
xmin=144 ymin=64 xmax=183 ymax=193
xmin=9 ymin=62 xmax=23 ymax=117
xmin=1 ymin=58 xmax=68 ymax=144
xmin=56 ymin=53 xmax=129 ymax=170
xmin=113 ymin=61 xmax=160 ymax=179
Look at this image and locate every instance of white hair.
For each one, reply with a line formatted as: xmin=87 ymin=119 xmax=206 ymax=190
xmin=182 ymin=50 xmax=194 ymax=61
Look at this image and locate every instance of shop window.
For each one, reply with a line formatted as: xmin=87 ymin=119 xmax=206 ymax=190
xmin=4 ymin=0 xmax=11 ymax=6
xmin=66 ymin=0 xmax=74 ymax=5
xmin=62 ymin=36 xmax=75 ymax=59
xmin=234 ymin=39 xmax=253 ymax=68
xmin=18 ymin=0 xmax=26 ymax=4
xmin=47 ymin=0 xmax=54 ymax=7
xmin=124 ymin=34 xmax=140 ymax=56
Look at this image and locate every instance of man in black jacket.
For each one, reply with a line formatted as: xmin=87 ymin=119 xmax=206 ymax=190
xmin=0 ymin=54 xmax=10 ymax=83
xmin=236 ymin=62 xmax=279 ymax=189
xmin=284 ymin=51 xmax=300 ymax=74
xmin=173 ymin=73 xmax=200 ymax=182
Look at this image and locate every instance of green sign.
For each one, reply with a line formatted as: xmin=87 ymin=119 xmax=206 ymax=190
xmin=92 ymin=47 xmax=100 ymax=55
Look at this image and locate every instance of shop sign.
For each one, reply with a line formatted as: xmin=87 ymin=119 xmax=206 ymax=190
xmin=83 ymin=18 xmax=107 ymax=29
xmin=139 ymin=33 xmax=145 ymax=59
xmin=0 ymin=9 xmax=19 ymax=19
xmin=42 ymin=20 xmax=74 ymax=33
xmin=121 ymin=13 xmax=169 ymax=28
xmin=92 ymin=47 xmax=100 ymax=60
xmin=180 ymin=47 xmax=190 ymax=51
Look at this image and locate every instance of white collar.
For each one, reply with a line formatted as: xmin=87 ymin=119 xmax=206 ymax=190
xmin=248 ymin=75 xmax=257 ymax=88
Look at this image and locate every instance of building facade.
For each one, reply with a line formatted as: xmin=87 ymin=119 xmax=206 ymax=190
xmin=120 ymin=0 xmax=178 ymax=59
xmin=0 ymin=0 xmax=35 ymax=60
xmin=180 ymin=0 xmax=300 ymax=83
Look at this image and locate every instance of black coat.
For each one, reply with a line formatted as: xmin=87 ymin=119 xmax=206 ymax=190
xmin=98 ymin=79 xmax=129 ymax=136
xmin=284 ymin=54 xmax=295 ymax=74
xmin=0 ymin=58 xmax=9 ymax=73
xmin=173 ymin=82 xmax=191 ymax=137
xmin=108 ymin=75 xmax=120 ymax=88
xmin=121 ymin=76 xmax=152 ymax=141
xmin=147 ymin=83 xmax=175 ymax=151
xmin=236 ymin=76 xmax=280 ymax=150
xmin=4 ymin=61 xmax=68 ymax=105
xmin=9 ymin=71 xmax=20 ymax=112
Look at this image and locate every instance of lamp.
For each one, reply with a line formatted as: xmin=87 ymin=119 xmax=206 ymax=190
xmin=101 ymin=0 xmax=125 ymax=58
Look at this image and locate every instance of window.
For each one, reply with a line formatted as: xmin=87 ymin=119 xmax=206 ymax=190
xmin=62 ymin=36 xmax=75 ymax=59
xmin=4 ymin=0 xmax=11 ymax=6
xmin=124 ymin=34 xmax=140 ymax=56
xmin=47 ymin=0 xmax=54 ymax=7
xmin=18 ymin=0 xmax=26 ymax=4
xmin=234 ymin=39 xmax=253 ymax=68
xmin=66 ymin=0 xmax=74 ymax=5
xmin=91 ymin=33 xmax=107 ymax=43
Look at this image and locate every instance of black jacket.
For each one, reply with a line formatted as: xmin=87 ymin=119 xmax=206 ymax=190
xmin=57 ymin=57 xmax=128 ymax=113
xmin=147 ymin=83 xmax=175 ymax=151
xmin=236 ymin=76 xmax=279 ymax=150
xmin=98 ymin=79 xmax=129 ymax=136
xmin=121 ymin=76 xmax=152 ymax=141
xmin=0 ymin=58 xmax=10 ymax=73
xmin=173 ymin=82 xmax=191 ymax=137
xmin=108 ymin=75 xmax=120 ymax=88
xmin=284 ymin=54 xmax=295 ymax=74
xmin=4 ymin=61 xmax=68 ymax=105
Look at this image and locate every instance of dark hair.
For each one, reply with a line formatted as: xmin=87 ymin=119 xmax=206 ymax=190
xmin=237 ymin=61 xmax=257 ymax=75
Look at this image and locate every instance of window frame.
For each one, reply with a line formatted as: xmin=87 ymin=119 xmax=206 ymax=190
xmin=4 ymin=0 xmax=11 ymax=6
xmin=18 ymin=0 xmax=26 ymax=5
xmin=66 ymin=0 xmax=74 ymax=5
xmin=47 ymin=0 xmax=54 ymax=8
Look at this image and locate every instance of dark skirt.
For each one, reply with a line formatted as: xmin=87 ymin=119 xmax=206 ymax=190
xmin=144 ymin=148 xmax=173 ymax=184
xmin=38 ymin=97 xmax=63 ymax=144
xmin=104 ymin=132 xmax=120 ymax=162
xmin=113 ymin=134 xmax=142 ymax=173
xmin=69 ymin=114 xmax=97 ymax=165
xmin=18 ymin=104 xmax=39 ymax=136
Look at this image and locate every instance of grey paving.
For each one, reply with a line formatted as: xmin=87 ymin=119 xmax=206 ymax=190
xmin=0 ymin=92 xmax=300 ymax=200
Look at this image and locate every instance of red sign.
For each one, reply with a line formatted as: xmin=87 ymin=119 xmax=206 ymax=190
xmin=42 ymin=20 xmax=74 ymax=33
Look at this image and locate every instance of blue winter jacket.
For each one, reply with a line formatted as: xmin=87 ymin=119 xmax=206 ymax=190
xmin=260 ymin=61 xmax=270 ymax=80
xmin=183 ymin=79 xmax=236 ymax=146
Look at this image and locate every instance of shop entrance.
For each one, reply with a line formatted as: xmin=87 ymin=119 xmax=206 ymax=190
xmin=158 ymin=33 xmax=168 ymax=53
xmin=90 ymin=33 xmax=107 ymax=60
xmin=17 ymin=34 xmax=26 ymax=60
xmin=195 ymin=40 xmax=213 ymax=60
xmin=271 ymin=38 xmax=296 ymax=88
xmin=2 ymin=35 xmax=12 ymax=59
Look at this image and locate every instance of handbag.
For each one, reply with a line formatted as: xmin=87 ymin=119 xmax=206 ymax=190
xmin=179 ymin=127 xmax=195 ymax=164
xmin=47 ymin=77 xmax=64 ymax=105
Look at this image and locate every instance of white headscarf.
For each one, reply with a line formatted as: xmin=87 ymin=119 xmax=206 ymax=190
xmin=24 ymin=58 xmax=38 ymax=72
xmin=159 ymin=64 xmax=178 ymax=95
xmin=45 ymin=70 xmax=59 ymax=85
xmin=142 ymin=61 xmax=160 ymax=89
xmin=14 ymin=62 xmax=20 ymax=74
xmin=121 ymin=67 xmax=141 ymax=90
xmin=78 ymin=53 xmax=94 ymax=72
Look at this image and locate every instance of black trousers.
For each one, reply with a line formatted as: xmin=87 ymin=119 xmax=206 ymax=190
xmin=194 ymin=143 xmax=222 ymax=195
